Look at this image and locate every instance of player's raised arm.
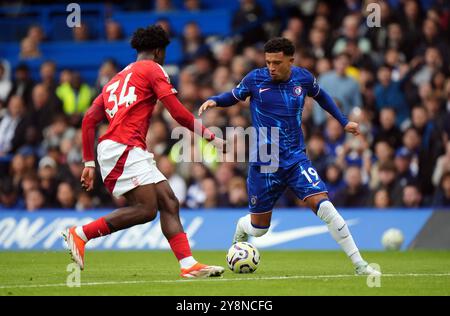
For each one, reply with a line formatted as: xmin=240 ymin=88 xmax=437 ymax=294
xmin=308 ymin=74 xmax=360 ymax=136
xmin=198 ymin=92 xmax=238 ymax=116
xmin=81 ymin=94 xmax=105 ymax=191
xmin=198 ymin=73 xmax=252 ymax=116
xmin=160 ymin=94 xmax=216 ymax=141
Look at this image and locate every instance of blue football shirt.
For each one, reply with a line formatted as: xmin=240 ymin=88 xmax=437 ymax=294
xmin=231 ymin=66 xmax=320 ymax=167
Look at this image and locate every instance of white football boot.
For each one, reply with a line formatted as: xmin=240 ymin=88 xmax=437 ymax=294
xmin=355 ymin=261 xmax=382 ymax=276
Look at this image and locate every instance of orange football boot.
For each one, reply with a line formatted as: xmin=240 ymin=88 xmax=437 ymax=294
xmin=62 ymin=227 xmax=86 ymax=270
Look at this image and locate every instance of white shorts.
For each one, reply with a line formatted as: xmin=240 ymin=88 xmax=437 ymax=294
xmin=97 ymin=139 xmax=167 ymax=197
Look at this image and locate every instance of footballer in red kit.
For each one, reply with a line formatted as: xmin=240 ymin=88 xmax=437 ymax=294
xmin=62 ymin=25 xmax=225 ymax=278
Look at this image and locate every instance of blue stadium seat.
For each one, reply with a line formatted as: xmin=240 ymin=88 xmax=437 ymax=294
xmin=170 ymin=0 xmax=274 ymax=15
xmin=0 ymin=39 xmax=183 ymax=85
xmin=0 ymin=3 xmax=106 ymax=42
xmin=112 ymin=9 xmax=232 ymax=37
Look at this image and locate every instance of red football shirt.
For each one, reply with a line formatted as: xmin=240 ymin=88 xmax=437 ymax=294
xmin=82 ymin=59 xmax=214 ymax=163
xmin=96 ymin=60 xmax=177 ymax=149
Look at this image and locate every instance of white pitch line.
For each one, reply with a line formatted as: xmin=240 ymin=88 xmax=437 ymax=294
xmin=1 ymin=273 xmax=450 ymax=290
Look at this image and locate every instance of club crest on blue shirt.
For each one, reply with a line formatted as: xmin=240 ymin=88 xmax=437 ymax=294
xmin=293 ymin=85 xmax=303 ymax=96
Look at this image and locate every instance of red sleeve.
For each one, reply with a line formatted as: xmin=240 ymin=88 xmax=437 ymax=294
xmin=150 ymin=64 xmax=178 ymax=100
xmin=160 ymin=94 xmax=215 ymax=141
xmin=82 ymin=94 xmax=105 ymax=162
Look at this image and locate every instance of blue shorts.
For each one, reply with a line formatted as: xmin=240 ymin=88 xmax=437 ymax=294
xmin=247 ymin=159 xmax=328 ymax=213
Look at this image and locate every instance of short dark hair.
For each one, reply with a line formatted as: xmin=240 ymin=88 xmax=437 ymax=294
xmin=131 ymin=25 xmax=170 ymax=53
xmin=264 ymin=37 xmax=295 ymax=56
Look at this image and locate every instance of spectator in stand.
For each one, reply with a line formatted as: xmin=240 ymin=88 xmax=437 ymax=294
xmin=39 ymin=61 xmax=59 ymax=99
xmin=369 ymin=140 xmax=394 ymax=190
xmin=324 ymin=163 xmax=345 ymax=203
xmin=232 ymin=0 xmax=267 ymax=50
xmin=181 ymin=22 xmax=208 ymax=64
xmin=155 ymin=0 xmax=174 ymax=12
xmin=372 ymin=188 xmax=392 ymax=209
xmin=374 ymin=64 xmax=409 ymax=127
xmin=20 ymin=37 xmax=41 ymax=59
xmin=395 ymin=147 xmax=417 ymax=188
xmin=398 ymin=0 xmax=423 ymax=56
xmin=200 ymin=177 xmax=219 ymax=208
xmin=324 ymin=118 xmax=346 ymax=159
xmin=0 ymin=96 xmax=28 ymax=156
xmin=56 ymin=71 xmax=93 ymax=126
xmin=184 ymin=0 xmax=202 ymax=11
xmin=374 ymin=107 xmax=403 ymax=149
xmin=30 ymin=84 xmax=63 ymax=135
xmin=334 ymin=165 xmax=370 ymax=207
xmin=95 ymin=59 xmax=118 ymax=95
xmin=158 ymin=155 xmax=187 ymax=205
xmin=227 ymin=176 xmax=248 ymax=208
xmin=314 ymin=53 xmax=362 ymax=125
xmin=20 ymin=172 xmax=40 ymax=198
xmin=412 ymin=47 xmax=444 ymax=87
xmin=56 ymin=181 xmax=77 ymax=209
xmin=105 ymin=20 xmax=124 ymax=41
xmin=37 ymin=156 xmax=58 ymax=206
xmin=401 ymin=184 xmax=423 ymax=207
xmin=332 ymin=14 xmax=372 ymax=56
xmin=432 ymin=141 xmax=450 ymax=188
xmin=0 ymin=62 xmax=12 ymax=105
xmin=185 ymin=162 xmax=212 ymax=209
xmin=307 ymin=133 xmax=331 ymax=179
xmin=25 ymin=189 xmax=46 ymax=212
xmin=73 ymin=22 xmax=90 ymax=42
xmin=7 ymin=63 xmax=34 ymax=106
xmin=433 ymin=171 xmax=450 ymax=207
xmin=0 ymin=178 xmax=24 ymax=210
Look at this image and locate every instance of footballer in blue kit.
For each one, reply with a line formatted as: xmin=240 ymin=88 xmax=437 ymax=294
xmin=199 ymin=38 xmax=380 ymax=275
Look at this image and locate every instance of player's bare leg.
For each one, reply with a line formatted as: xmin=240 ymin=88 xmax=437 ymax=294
xmin=155 ymin=180 xmax=224 ymax=278
xmin=63 ymin=184 xmax=158 ymax=270
xmin=233 ymin=212 xmax=272 ymax=243
xmin=306 ymin=193 xmax=381 ymax=276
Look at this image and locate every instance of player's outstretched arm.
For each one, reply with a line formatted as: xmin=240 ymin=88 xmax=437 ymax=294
xmin=198 ymin=99 xmax=217 ymax=116
xmin=81 ymin=95 xmax=105 ymax=191
xmin=161 ymin=94 xmax=216 ymax=140
xmin=198 ymin=91 xmax=240 ymax=116
xmin=313 ymin=89 xmax=360 ymax=135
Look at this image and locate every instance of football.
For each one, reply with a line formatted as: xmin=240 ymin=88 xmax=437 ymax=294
xmin=381 ymin=228 xmax=404 ymax=250
xmin=226 ymin=242 xmax=260 ymax=273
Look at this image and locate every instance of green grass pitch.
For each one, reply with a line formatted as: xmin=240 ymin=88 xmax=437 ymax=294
xmin=0 ymin=250 xmax=449 ymax=296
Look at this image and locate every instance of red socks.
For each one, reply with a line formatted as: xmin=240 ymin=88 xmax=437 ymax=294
xmin=168 ymin=232 xmax=193 ymax=260
xmin=81 ymin=220 xmax=192 ymax=263
xmin=82 ymin=217 xmax=111 ymax=241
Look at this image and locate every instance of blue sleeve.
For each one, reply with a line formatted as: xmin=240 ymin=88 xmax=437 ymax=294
xmin=209 ymin=72 xmax=253 ymax=107
xmin=303 ymin=70 xmax=321 ymax=97
xmin=209 ymin=92 xmax=239 ymax=107
xmin=313 ymin=89 xmax=349 ymax=127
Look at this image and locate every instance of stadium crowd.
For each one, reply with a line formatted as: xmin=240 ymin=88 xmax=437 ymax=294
xmin=0 ymin=0 xmax=449 ymax=211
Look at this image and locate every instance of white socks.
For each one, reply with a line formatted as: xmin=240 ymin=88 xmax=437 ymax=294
xmin=236 ymin=204 xmax=363 ymax=267
xmin=180 ymin=256 xmax=197 ymax=269
xmin=317 ymin=200 xmax=363 ymax=266
xmin=238 ymin=214 xmax=269 ymax=237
